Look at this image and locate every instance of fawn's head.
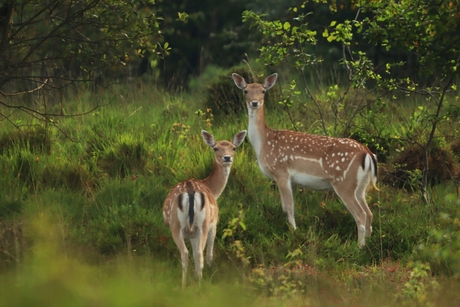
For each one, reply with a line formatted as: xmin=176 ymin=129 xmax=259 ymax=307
xmin=201 ymin=130 xmax=247 ymax=166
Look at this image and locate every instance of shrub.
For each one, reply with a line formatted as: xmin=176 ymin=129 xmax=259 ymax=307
xmin=200 ymin=65 xmax=282 ymax=118
xmin=12 ymin=150 xmax=40 ymax=189
xmin=452 ymin=140 xmax=460 ymax=162
xmin=41 ymin=162 xmax=92 ymax=192
xmin=80 ymin=179 xmax=167 ymax=256
xmin=413 ymin=194 xmax=460 ymax=277
xmin=382 ymin=145 xmax=459 ymax=191
xmin=0 ymin=126 xmax=51 ymax=155
xmin=202 ymin=66 xmax=251 ymax=117
xmin=95 ymin=134 xmax=148 ymax=178
xmin=0 ymin=156 xmax=26 ymax=219
xmin=0 ymin=196 xmax=23 ymax=219
xmin=0 ymin=219 xmax=23 ymax=269
xmin=188 ymin=65 xmax=227 ymax=92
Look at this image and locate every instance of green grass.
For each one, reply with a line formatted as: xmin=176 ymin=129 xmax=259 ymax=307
xmin=0 ymin=79 xmax=460 ymax=306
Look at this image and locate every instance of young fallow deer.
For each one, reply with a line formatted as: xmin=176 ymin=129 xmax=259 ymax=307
xmin=163 ymin=130 xmax=247 ymax=287
xmin=232 ymin=73 xmax=378 ymax=248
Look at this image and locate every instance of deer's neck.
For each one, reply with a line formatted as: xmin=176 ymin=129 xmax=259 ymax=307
xmin=248 ymin=107 xmax=270 ymax=157
xmin=200 ymin=160 xmax=231 ymax=200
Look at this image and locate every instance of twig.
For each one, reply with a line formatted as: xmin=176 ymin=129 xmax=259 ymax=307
xmin=298 ymin=71 xmax=328 ymax=136
xmin=0 ymin=79 xmax=49 ymax=97
xmin=243 ymin=54 xmax=256 ymax=82
xmin=118 ymin=107 xmax=143 ymax=126
xmin=0 ymin=99 xmax=107 ymax=118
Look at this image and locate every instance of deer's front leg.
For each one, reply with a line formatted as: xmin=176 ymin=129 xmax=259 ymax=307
xmin=205 ymin=222 xmax=217 ymax=266
xmin=275 ymin=176 xmax=296 ymax=229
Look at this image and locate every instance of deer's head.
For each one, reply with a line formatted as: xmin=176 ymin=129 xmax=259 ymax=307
xmin=232 ymin=73 xmax=278 ymax=110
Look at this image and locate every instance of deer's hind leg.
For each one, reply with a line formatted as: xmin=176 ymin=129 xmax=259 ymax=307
xmin=355 ymin=185 xmax=373 ymax=237
xmin=190 ymin=227 xmax=207 ymax=282
xmin=172 ymin=230 xmax=189 ymax=288
xmin=332 ymin=183 xmax=369 ymax=248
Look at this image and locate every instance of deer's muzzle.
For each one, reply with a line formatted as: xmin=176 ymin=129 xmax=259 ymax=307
xmin=223 ymin=156 xmax=232 ymax=163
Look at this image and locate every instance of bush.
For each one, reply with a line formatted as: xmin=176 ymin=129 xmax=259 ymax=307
xmin=0 ymin=196 xmax=23 ymax=219
xmin=413 ymin=194 xmax=460 ymax=277
xmin=452 ymin=140 xmax=460 ymax=163
xmin=79 ymin=178 xmax=168 ymax=256
xmin=202 ymin=66 xmax=251 ymax=117
xmin=0 ymin=126 xmax=51 ymax=155
xmin=12 ymin=150 xmax=40 ymax=189
xmin=197 ymin=65 xmax=282 ymax=118
xmin=95 ymin=134 xmax=148 ymax=178
xmin=382 ymin=145 xmax=459 ymax=191
xmin=41 ymin=162 xmax=92 ymax=192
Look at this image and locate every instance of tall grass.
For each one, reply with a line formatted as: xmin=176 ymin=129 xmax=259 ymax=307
xmin=0 ymin=209 xmax=458 ymax=307
xmin=0 ymin=79 xmax=459 ymax=306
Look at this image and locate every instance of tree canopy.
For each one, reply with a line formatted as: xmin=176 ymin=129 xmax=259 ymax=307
xmin=0 ymin=0 xmax=164 ymax=105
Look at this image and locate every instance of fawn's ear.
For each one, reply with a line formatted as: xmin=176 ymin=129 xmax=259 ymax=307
xmin=201 ymin=130 xmax=216 ymax=148
xmin=263 ymin=73 xmax=278 ymax=90
xmin=232 ymin=130 xmax=247 ymax=148
xmin=232 ymin=73 xmax=247 ymax=90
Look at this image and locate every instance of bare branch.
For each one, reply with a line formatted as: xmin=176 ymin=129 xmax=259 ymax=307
xmin=0 ymin=98 xmax=108 ymax=118
xmin=0 ymin=110 xmax=21 ymax=129
xmin=0 ymin=79 xmax=49 ymax=97
xmin=297 ymin=71 xmax=328 ymax=136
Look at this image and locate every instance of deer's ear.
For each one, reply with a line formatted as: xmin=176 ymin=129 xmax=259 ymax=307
xmin=232 ymin=73 xmax=247 ymax=90
xmin=263 ymin=73 xmax=278 ymax=90
xmin=232 ymin=130 xmax=247 ymax=148
xmin=201 ymin=130 xmax=216 ymax=147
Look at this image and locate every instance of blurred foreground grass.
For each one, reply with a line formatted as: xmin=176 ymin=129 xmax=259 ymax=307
xmin=1 ymin=212 xmax=460 ymax=307
xmin=0 ymin=212 xmax=259 ymax=307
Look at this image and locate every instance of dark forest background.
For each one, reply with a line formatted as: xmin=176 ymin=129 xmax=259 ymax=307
xmin=4 ymin=0 xmax=457 ymax=93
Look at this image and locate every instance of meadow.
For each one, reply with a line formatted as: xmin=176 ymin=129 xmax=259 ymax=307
xmin=0 ymin=71 xmax=460 ymax=307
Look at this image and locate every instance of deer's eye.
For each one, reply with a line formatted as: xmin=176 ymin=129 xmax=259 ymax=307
xmin=262 ymin=90 xmax=266 ymax=94
xmin=232 ymin=147 xmax=236 ymax=151
xmin=213 ymin=147 xmax=218 ymax=152
xmin=244 ymin=90 xmax=248 ymax=94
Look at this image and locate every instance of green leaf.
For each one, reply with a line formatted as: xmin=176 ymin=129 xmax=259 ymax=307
xmin=327 ymin=35 xmax=336 ymax=42
xmin=177 ymin=12 xmax=189 ymax=22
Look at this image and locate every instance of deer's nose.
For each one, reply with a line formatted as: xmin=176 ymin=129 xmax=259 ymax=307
xmin=223 ymin=156 xmax=231 ymax=163
xmin=250 ymin=101 xmax=259 ymax=107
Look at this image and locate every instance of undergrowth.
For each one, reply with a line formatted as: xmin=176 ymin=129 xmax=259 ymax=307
xmin=0 ymin=80 xmax=459 ymax=306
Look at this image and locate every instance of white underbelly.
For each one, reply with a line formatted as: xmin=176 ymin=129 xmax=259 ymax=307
xmin=291 ymin=172 xmax=332 ymax=190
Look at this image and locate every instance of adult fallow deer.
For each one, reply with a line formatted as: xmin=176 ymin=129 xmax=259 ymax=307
xmin=232 ymin=73 xmax=377 ymax=248
xmin=163 ymin=130 xmax=247 ymax=287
